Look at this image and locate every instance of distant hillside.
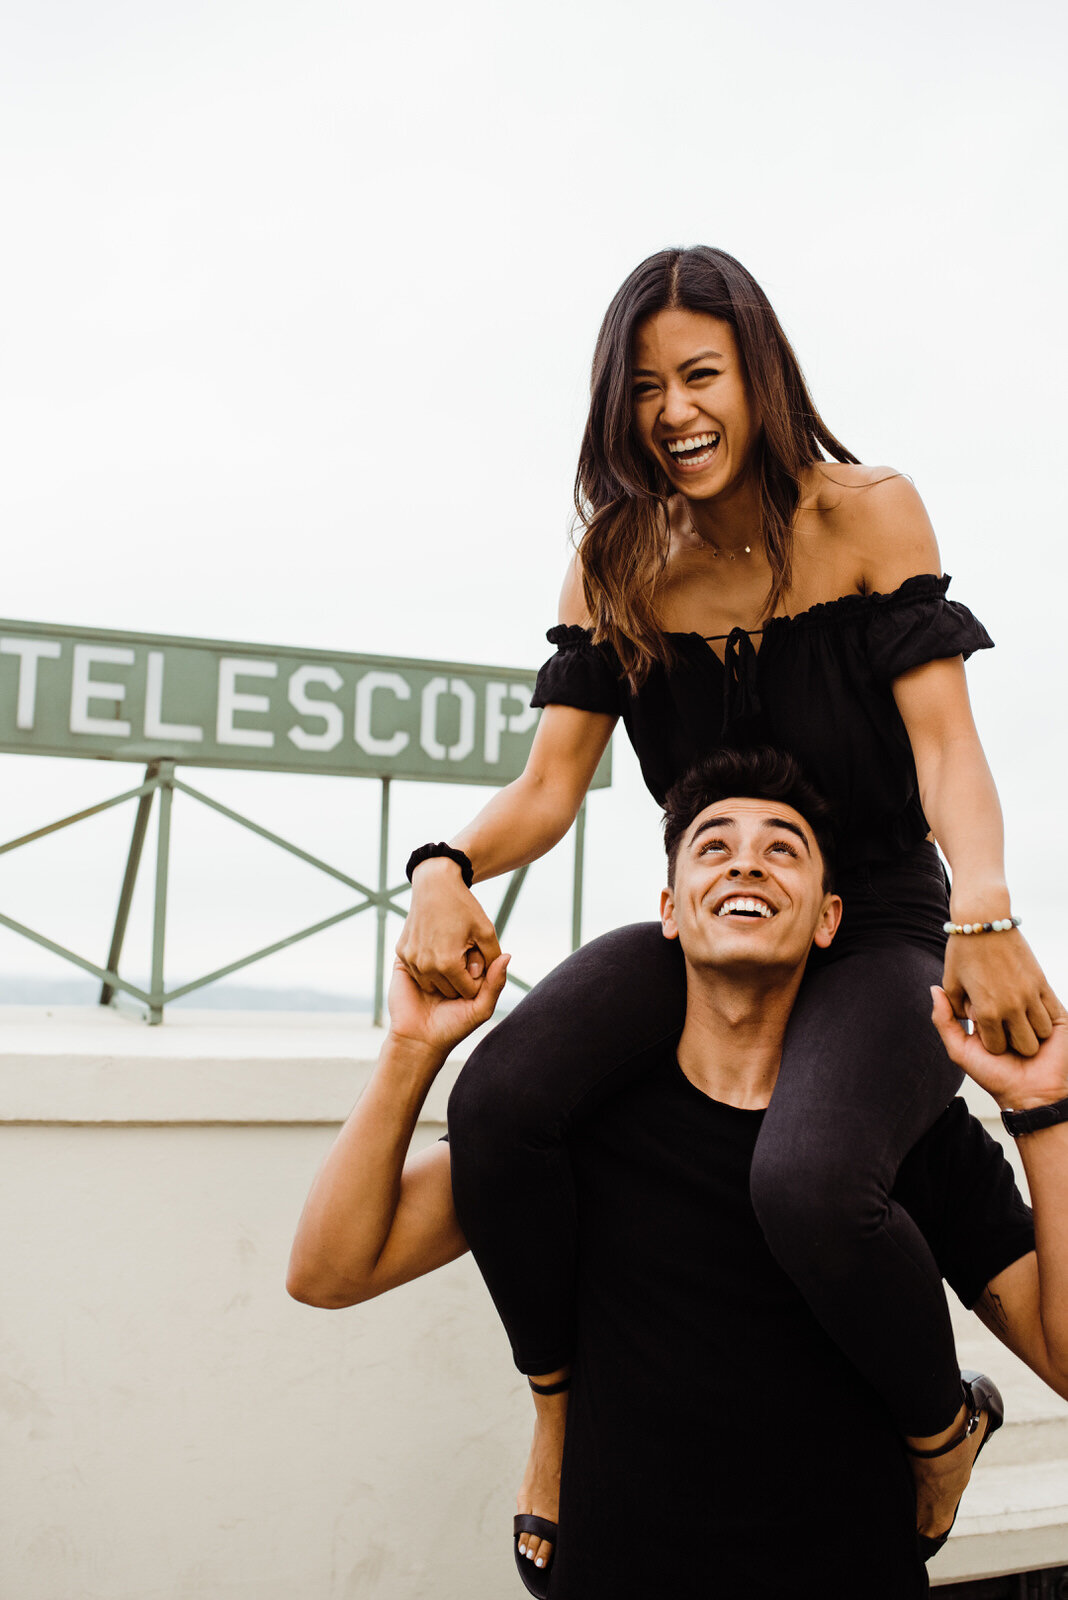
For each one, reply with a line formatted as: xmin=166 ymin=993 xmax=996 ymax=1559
xmin=0 ymin=975 xmax=369 ymax=1012
xmin=0 ymin=973 xmax=519 ymax=1014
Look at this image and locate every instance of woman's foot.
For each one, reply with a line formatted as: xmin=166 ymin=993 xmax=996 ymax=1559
xmin=906 ymin=1373 xmax=1003 ymax=1544
xmin=908 ymin=1405 xmax=988 ymax=1538
xmin=515 ymin=1370 xmax=569 ymax=1574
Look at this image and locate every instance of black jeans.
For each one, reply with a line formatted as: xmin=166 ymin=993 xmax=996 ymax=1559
xmin=448 ymin=840 xmax=965 ymax=1437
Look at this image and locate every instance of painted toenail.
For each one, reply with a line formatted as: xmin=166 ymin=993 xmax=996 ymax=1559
xmin=536 ymin=1559 xmax=544 ymax=1567
xmin=518 ymin=1545 xmax=526 ymax=1555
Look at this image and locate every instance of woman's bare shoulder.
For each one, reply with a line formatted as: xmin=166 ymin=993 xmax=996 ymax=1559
xmin=802 ymin=464 xmax=941 ymax=590
xmin=558 ymin=549 xmax=593 ymax=627
xmin=801 ymin=460 xmax=907 ymax=507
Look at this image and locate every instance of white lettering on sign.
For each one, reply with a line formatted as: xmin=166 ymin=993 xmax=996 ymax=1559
xmin=216 ymin=659 xmax=277 ymax=748
xmin=0 ymin=627 xmax=558 ymax=783
xmin=0 ymin=638 xmax=62 ymax=731
xmin=420 ymin=676 xmax=476 ymax=763
xmin=483 ymin=681 xmax=538 ymax=764
xmin=355 ymin=672 xmax=411 ymax=757
xmin=145 ymin=651 xmax=204 ymax=742
xmin=70 ymin=645 xmax=134 ymax=736
xmin=287 ymin=665 xmax=343 ymax=752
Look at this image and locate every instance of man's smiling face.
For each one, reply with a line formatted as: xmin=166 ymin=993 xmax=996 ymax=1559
xmin=660 ymin=796 xmax=842 ymax=977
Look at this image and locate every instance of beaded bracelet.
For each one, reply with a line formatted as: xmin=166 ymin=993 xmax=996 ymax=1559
xmin=405 ymin=842 xmax=475 ymax=889
xmin=942 ymin=915 xmax=1021 ymax=936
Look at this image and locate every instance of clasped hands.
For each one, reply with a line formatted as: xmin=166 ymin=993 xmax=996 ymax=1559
xmin=932 ymin=982 xmax=1068 ymax=1111
xmin=386 ymin=950 xmax=511 ymax=1066
xmin=942 ymin=930 xmax=1057 ymax=1058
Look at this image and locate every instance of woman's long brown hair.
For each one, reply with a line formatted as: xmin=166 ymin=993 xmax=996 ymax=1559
xmin=575 ymin=247 xmax=857 ymax=684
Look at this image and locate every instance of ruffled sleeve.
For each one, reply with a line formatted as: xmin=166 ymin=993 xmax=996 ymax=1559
xmin=530 ymin=625 xmax=624 ymax=716
xmin=864 ymin=574 xmax=994 ymax=685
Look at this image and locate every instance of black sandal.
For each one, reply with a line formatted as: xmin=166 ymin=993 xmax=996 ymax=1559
xmin=907 ymin=1370 xmax=1004 ymax=1562
xmin=513 ymin=1514 xmax=558 ymax=1598
xmin=513 ymin=1375 xmax=570 ymax=1596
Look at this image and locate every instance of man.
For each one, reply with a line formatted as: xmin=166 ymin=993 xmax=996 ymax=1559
xmin=288 ymin=750 xmax=1068 ymax=1598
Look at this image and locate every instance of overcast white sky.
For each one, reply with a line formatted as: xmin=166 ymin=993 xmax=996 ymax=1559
xmin=0 ymin=0 xmax=1064 ymax=1004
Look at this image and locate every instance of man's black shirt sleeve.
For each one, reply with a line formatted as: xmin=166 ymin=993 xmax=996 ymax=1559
xmin=894 ymin=1097 xmax=1035 ymax=1309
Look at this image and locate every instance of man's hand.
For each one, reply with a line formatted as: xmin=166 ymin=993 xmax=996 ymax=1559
xmin=931 ymin=984 xmax=1068 ymax=1111
xmin=386 ymin=951 xmax=510 ymax=1062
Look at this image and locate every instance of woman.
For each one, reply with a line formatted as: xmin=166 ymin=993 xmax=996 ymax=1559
xmin=396 ymin=246 xmax=1053 ymax=1574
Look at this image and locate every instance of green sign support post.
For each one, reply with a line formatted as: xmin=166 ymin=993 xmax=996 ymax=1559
xmin=0 ymin=620 xmax=611 ymax=1023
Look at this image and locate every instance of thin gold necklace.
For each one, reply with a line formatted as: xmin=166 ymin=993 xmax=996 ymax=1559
xmin=689 ymin=519 xmax=753 ymax=561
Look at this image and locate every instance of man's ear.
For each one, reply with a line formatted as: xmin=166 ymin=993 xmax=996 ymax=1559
xmin=660 ymin=886 xmax=680 ymax=941
xmin=812 ymin=892 xmax=843 ymax=949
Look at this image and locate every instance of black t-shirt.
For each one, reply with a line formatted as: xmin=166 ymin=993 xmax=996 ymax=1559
xmin=547 ymin=1049 xmax=1034 ymax=1600
xmin=531 ymin=574 xmax=994 ymax=869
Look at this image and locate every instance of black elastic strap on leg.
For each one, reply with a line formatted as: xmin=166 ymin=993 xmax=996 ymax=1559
xmin=527 ymin=1375 xmax=571 ymax=1396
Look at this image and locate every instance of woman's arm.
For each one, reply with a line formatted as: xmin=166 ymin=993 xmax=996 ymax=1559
xmin=850 ymin=475 xmax=1054 ymax=1055
xmin=286 ymin=957 xmax=508 ymax=1308
xmin=396 ymin=704 xmax=616 ymax=998
xmin=931 ymin=987 xmax=1068 ymax=1397
xmin=397 ymin=559 xmax=616 ymax=1000
xmin=892 ymin=658 xmax=1054 ymax=1055
xmin=452 ymin=703 xmax=617 ymax=882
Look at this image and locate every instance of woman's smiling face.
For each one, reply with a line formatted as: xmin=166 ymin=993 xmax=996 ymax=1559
xmin=631 ymin=308 xmax=760 ymax=501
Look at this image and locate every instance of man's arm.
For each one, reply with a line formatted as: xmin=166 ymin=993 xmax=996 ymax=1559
xmin=931 ymin=985 xmax=1068 ymax=1397
xmin=286 ymin=954 xmax=508 ymax=1308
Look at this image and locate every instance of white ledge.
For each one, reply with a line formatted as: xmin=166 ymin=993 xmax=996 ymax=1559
xmin=0 ymin=1006 xmax=493 ymax=1123
xmin=931 ymin=1459 xmax=1068 ymax=1582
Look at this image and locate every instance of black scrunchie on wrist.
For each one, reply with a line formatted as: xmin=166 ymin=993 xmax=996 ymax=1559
xmin=405 ymin=842 xmax=474 ymax=888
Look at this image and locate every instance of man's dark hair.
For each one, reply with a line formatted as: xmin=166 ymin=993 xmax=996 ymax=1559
xmin=662 ymin=748 xmax=838 ymax=889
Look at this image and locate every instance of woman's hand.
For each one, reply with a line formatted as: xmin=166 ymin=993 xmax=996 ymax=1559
xmin=889 ymin=647 xmax=1056 ymax=1060
xmin=394 ymin=703 xmax=614 ymax=1001
xmin=395 ymin=857 xmax=503 ymax=1001
xmin=942 ymin=930 xmax=1056 ymax=1057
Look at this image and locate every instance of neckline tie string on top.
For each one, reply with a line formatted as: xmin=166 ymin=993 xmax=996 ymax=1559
xmin=720 ymin=626 xmax=763 ymax=738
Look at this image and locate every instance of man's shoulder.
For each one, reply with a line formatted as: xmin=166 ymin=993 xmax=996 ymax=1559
xmin=896 ymin=1095 xmax=1034 ymax=1311
xmin=898 ymin=1096 xmax=994 ymax=1190
xmin=919 ymin=1091 xmax=997 ymax=1146
xmin=914 ymin=1093 xmax=974 ymax=1146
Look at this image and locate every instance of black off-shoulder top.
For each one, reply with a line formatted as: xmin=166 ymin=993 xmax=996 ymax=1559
xmin=531 ymin=574 xmax=993 ymax=870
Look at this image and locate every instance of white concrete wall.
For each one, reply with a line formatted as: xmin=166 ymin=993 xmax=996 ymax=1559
xmin=0 ymin=1008 xmax=529 ymax=1600
xmin=5 ymin=1007 xmax=1067 ymax=1598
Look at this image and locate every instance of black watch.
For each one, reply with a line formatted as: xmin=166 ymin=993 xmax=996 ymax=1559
xmin=1000 ymin=1096 xmax=1068 ymax=1138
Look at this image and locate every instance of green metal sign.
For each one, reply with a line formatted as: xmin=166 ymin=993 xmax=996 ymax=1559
xmin=0 ymin=619 xmax=611 ymax=788
xmin=0 ymin=619 xmax=615 ymax=1023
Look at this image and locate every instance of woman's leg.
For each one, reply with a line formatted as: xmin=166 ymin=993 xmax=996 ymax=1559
xmin=749 ymin=939 xmax=965 ymax=1436
xmin=447 ymin=921 xmax=686 ymax=1373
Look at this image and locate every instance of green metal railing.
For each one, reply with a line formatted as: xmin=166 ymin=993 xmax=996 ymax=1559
xmin=0 ymin=619 xmax=609 ymax=1023
xmin=0 ymin=759 xmax=588 ymax=1024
